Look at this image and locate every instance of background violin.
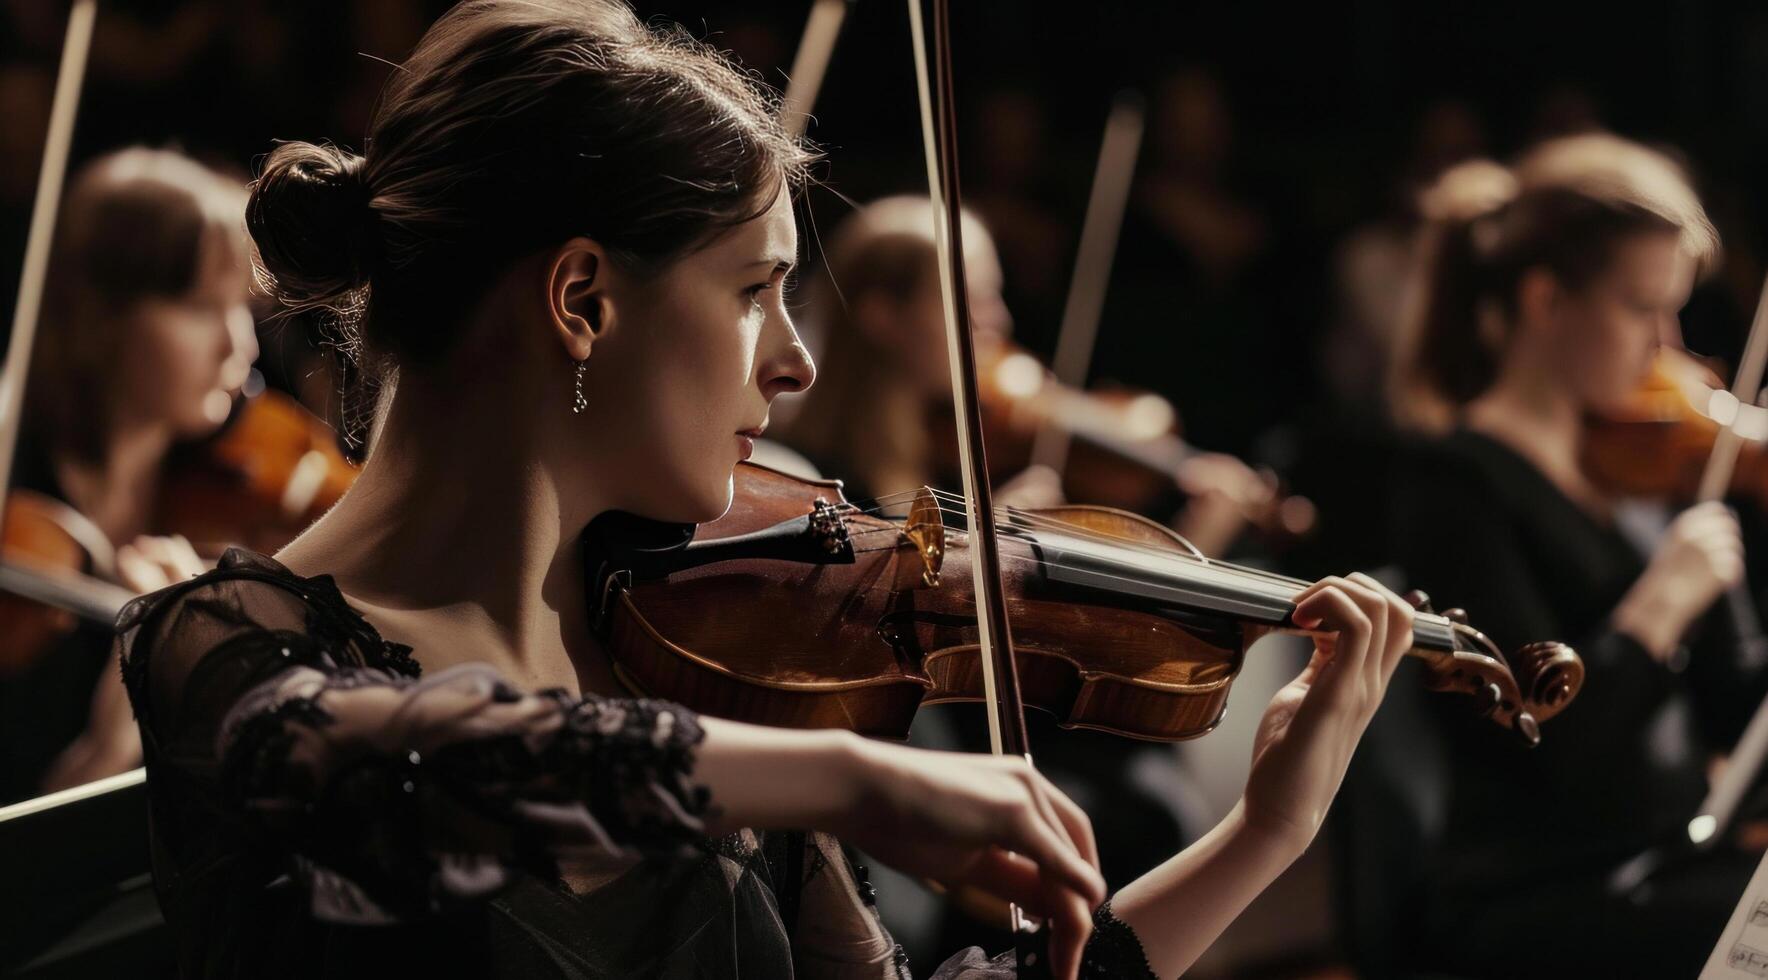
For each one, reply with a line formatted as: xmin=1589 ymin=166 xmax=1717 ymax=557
xmin=0 ymin=383 xmax=356 ymax=681
xmin=0 ymin=490 xmax=131 ymax=678
xmin=959 ymin=334 xmax=1318 ymax=546
xmin=157 ymin=382 xmax=359 ymax=556
xmin=1583 ymin=346 xmax=1768 ymax=508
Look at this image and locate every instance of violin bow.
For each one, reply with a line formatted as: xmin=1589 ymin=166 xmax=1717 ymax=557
xmin=0 ymin=2 xmax=127 ymax=626
xmin=1028 ymin=93 xmax=1145 ymax=477
xmin=1688 ymin=268 xmax=1768 ymax=849
xmin=0 ymin=0 xmax=98 ymax=529
xmin=779 ymin=0 xmax=850 ymax=141
xmin=906 ymin=0 xmax=1049 ymax=973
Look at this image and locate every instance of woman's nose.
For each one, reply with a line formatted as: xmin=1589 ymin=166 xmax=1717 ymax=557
xmin=220 ymin=304 xmax=259 ymax=386
xmin=761 ymin=321 xmax=816 ymax=399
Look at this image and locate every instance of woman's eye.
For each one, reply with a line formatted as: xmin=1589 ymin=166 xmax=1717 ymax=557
xmin=747 ymin=283 xmax=773 ymax=303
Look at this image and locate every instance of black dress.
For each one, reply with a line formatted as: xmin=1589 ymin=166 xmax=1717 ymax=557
xmin=118 ymin=548 xmax=1155 ymax=979
xmin=1389 ymin=429 xmax=1767 ymax=978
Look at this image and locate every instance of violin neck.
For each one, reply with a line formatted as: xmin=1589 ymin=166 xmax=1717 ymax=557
xmin=1026 ymin=524 xmax=1463 ymax=653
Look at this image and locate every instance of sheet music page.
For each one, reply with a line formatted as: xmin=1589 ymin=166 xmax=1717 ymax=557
xmin=1704 ymin=846 xmax=1768 ymax=977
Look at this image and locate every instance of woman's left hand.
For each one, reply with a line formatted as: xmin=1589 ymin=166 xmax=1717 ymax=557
xmin=1239 ymin=572 xmax=1414 ymax=851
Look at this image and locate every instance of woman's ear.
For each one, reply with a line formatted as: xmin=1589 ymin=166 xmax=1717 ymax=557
xmin=547 ymin=236 xmax=613 ymax=361
xmin=1515 ymin=266 xmax=1562 ymax=334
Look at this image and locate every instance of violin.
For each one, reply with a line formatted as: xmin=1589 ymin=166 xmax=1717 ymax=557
xmin=963 ymin=334 xmax=1317 ymax=544
xmin=585 ymin=461 xmax=1583 ymax=747
xmin=0 ymin=385 xmax=355 ymax=674
xmin=157 ymin=384 xmax=359 ymax=556
xmin=1583 ymin=347 xmax=1768 ymax=509
xmin=0 ymin=490 xmax=131 ymax=677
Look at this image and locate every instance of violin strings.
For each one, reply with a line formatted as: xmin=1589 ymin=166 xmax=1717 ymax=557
xmin=801 ymin=500 xmax=1458 ymax=637
xmin=834 ymin=499 xmax=1307 ymax=604
xmin=899 ymin=485 xmax=1270 ymax=578
xmin=840 ymin=526 xmax=1305 ymax=616
xmin=834 ymin=489 xmax=1313 ymax=593
xmin=838 ymin=488 xmax=1202 ymax=567
xmin=839 ymin=494 xmax=1248 ymax=585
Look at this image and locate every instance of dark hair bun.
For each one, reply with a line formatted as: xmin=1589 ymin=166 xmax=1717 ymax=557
xmin=247 ymin=141 xmax=377 ymax=309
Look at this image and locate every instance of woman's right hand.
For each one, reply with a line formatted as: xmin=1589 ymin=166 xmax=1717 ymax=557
xmin=838 ymin=739 xmax=1105 ymax=975
xmin=1615 ymin=501 xmax=1745 ymax=661
xmin=694 ymin=722 xmax=1104 ymax=979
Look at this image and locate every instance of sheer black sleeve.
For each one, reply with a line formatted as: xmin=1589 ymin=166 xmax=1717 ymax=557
xmin=118 ymin=551 xmax=710 ymax=924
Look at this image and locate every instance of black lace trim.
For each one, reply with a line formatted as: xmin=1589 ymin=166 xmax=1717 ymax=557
xmin=537 ymin=691 xmax=711 ymax=847
xmin=221 ymin=693 xmax=335 ymax=807
xmin=215 ymin=672 xmax=711 ymax=919
xmin=1080 ymin=898 xmax=1156 ymax=980
xmin=298 ymin=569 xmax=420 ymax=678
xmin=119 ymin=549 xmax=420 ymax=738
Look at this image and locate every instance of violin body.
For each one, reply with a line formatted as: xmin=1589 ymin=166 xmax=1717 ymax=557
xmin=1584 ymin=348 xmax=1768 ymax=508
xmin=0 ymin=491 xmax=93 ymax=676
xmin=0 ymin=388 xmax=356 ymax=674
xmin=588 ymin=462 xmax=1581 ymax=745
xmin=158 ymin=387 xmax=359 ymax=555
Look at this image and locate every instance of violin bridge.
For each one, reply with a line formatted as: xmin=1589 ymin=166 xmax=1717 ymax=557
xmin=903 ymin=487 xmax=946 ymax=588
xmin=809 ymin=498 xmax=852 ymax=554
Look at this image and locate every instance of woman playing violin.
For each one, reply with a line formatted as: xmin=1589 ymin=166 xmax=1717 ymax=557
xmin=1389 ymin=133 xmax=1764 ymax=977
xmin=123 ymin=2 xmax=1421 ymax=977
xmin=2 ymin=146 xmax=257 ymax=799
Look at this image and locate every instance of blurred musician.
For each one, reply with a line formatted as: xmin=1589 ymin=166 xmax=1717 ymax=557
xmin=1387 ymin=133 xmax=1764 ymax=977
xmin=780 ymin=194 xmax=1271 ymax=558
xmin=778 ymin=194 xmax=1302 ymax=965
xmin=2 ymin=146 xmax=257 ymax=798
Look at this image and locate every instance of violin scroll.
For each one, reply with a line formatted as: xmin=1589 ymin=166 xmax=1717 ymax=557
xmin=1509 ymin=640 xmax=1583 ymax=722
xmin=1410 ymin=620 xmax=1582 ymax=747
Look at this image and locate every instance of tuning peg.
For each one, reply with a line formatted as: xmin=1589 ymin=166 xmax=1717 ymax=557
xmin=1402 ymin=589 xmax=1433 ymax=613
xmin=1443 ymin=607 xmax=1470 ymax=625
xmin=1480 ymin=681 xmax=1504 ymax=714
xmin=1514 ymin=711 xmax=1541 ymax=747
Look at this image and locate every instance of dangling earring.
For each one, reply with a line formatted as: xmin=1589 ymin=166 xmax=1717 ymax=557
xmin=571 ymin=359 xmax=588 ymax=414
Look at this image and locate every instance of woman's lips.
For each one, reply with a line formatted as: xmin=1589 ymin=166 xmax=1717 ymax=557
xmin=736 ymin=425 xmax=766 ymax=461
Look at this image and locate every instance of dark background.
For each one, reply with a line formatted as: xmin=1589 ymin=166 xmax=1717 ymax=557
xmin=5 ymin=3 xmax=1768 ymax=974
xmin=5 ymin=0 xmax=1768 ymax=456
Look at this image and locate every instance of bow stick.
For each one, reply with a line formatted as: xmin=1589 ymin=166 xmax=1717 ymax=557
xmin=0 ymin=0 xmax=97 ymax=525
xmin=906 ymin=0 xmax=1050 ymax=973
xmin=1029 ymin=92 xmax=1145 ymax=477
xmin=780 ymin=0 xmax=850 ymax=140
xmin=0 ymin=1 xmax=128 ymax=629
xmin=1688 ymin=269 xmax=1768 ymax=848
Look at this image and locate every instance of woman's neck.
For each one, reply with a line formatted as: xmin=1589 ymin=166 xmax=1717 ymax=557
xmin=277 ymin=370 xmax=612 ymax=694
xmin=1463 ymin=364 xmax=1601 ymax=510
